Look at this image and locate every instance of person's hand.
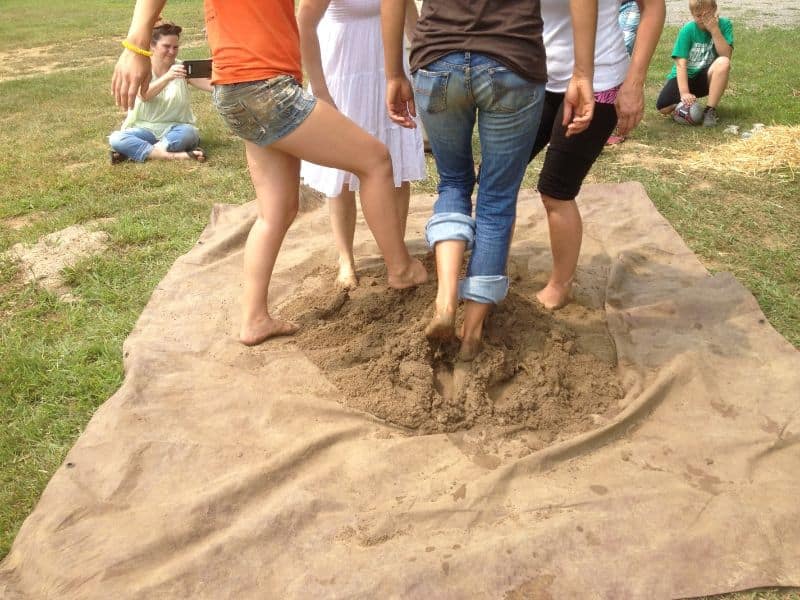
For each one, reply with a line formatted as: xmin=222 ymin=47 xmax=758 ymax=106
xmin=166 ymin=63 xmax=187 ymax=80
xmin=112 ymin=50 xmax=151 ymax=110
xmin=386 ymin=75 xmax=416 ymax=129
xmin=563 ymin=75 xmax=594 ymax=137
xmin=701 ymin=11 xmax=719 ymax=31
xmin=680 ymin=92 xmax=697 ymax=106
xmin=615 ymin=80 xmax=644 ymax=137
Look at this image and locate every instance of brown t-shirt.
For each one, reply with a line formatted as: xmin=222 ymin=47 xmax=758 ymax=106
xmin=410 ymin=0 xmax=546 ymax=83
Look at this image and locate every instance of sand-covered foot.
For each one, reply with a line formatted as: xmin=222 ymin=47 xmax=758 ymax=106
xmin=336 ymin=259 xmax=358 ymax=290
xmin=535 ymin=282 xmax=572 ymax=311
xmin=425 ymin=310 xmax=455 ymax=341
xmin=239 ymin=317 xmax=299 ymax=346
xmin=457 ymin=336 xmax=482 ymax=362
xmin=387 ymin=258 xmax=427 ymax=290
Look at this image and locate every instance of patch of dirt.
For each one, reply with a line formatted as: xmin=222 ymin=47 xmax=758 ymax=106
xmin=6 ymin=223 xmax=111 ymax=297
xmin=282 ymin=258 xmax=623 ymax=436
xmin=2 ymin=212 xmax=45 ymax=231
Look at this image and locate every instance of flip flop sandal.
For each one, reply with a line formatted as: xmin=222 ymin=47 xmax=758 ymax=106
xmin=605 ymin=135 xmax=626 ymax=146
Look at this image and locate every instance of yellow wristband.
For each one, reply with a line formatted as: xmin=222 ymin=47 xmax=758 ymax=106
xmin=122 ymin=39 xmax=153 ymax=58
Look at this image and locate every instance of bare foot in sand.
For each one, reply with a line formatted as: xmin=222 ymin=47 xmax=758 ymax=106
xmin=457 ymin=336 xmax=482 ymax=362
xmin=425 ymin=308 xmax=455 ymax=341
xmin=336 ymin=257 xmax=358 ymax=290
xmin=387 ymin=258 xmax=428 ymax=290
xmin=536 ymin=280 xmax=573 ymax=310
xmin=239 ymin=316 xmax=299 ymax=346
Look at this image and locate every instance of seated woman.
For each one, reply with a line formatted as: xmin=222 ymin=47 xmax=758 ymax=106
xmin=109 ymin=21 xmax=211 ymax=163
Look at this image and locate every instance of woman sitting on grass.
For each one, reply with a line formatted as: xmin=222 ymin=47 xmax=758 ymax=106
xmin=109 ymin=21 xmax=211 ymax=164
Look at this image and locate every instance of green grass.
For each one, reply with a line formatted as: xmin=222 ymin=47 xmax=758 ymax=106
xmin=0 ymin=7 xmax=798 ymax=598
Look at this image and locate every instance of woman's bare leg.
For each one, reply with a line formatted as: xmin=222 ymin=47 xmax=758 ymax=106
xmin=425 ymin=239 xmax=465 ymax=340
xmin=537 ymin=194 xmax=582 ymax=310
xmin=459 ymin=301 xmax=491 ymax=361
xmin=273 ymin=101 xmax=426 ymax=288
xmin=328 ymin=189 xmax=358 ymax=289
xmin=238 ymin=142 xmax=302 ymax=346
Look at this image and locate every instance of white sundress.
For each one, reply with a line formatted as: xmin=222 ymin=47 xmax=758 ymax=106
xmin=300 ymin=0 xmax=426 ymax=197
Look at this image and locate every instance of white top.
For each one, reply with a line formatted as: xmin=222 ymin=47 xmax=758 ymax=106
xmin=541 ymin=0 xmax=630 ymax=93
xmin=300 ymin=0 xmax=425 ymax=197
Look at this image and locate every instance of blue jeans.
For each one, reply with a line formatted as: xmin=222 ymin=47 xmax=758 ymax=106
xmin=414 ymin=52 xmax=545 ymax=304
xmin=109 ymin=124 xmax=200 ymax=162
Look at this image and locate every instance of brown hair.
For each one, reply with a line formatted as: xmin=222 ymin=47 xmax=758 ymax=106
xmin=151 ymin=21 xmax=182 ymax=44
xmin=689 ymin=0 xmax=717 ymax=14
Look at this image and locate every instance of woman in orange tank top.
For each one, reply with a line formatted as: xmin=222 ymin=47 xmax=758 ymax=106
xmin=113 ymin=0 xmax=427 ymax=346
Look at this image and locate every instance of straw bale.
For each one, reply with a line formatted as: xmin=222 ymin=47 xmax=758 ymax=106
xmin=687 ymin=125 xmax=800 ymax=180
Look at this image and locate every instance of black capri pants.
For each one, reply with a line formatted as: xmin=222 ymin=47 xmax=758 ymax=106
xmin=655 ymin=68 xmax=710 ymax=110
xmin=530 ymin=91 xmax=618 ymax=201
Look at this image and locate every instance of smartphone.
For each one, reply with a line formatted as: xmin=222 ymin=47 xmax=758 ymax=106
xmin=182 ymin=59 xmax=212 ymax=79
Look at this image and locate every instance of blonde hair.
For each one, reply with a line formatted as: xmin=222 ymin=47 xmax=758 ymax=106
xmin=689 ymin=0 xmax=717 ymax=14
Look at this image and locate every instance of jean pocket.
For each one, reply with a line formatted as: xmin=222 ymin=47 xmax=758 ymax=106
xmin=488 ymin=67 xmax=538 ymax=113
xmin=214 ymin=92 xmax=266 ymax=142
xmin=413 ymin=69 xmax=449 ymax=114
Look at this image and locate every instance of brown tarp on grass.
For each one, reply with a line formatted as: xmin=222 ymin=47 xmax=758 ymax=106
xmin=1 ymin=183 xmax=798 ymax=599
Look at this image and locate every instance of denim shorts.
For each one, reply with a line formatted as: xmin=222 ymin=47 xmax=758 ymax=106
xmin=212 ymin=75 xmax=317 ymax=147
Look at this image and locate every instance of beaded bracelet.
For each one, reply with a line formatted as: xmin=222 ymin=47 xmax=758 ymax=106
xmin=121 ymin=39 xmax=153 ymax=57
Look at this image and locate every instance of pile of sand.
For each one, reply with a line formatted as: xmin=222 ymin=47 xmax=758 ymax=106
xmin=283 ymin=258 xmax=623 ymax=439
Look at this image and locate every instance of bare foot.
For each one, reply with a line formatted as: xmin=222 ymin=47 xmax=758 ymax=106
xmin=425 ymin=309 xmax=455 ymax=341
xmin=387 ymin=258 xmax=428 ymax=290
xmin=535 ymin=281 xmax=573 ymax=310
xmin=239 ymin=317 xmax=299 ymax=346
xmin=458 ymin=336 xmax=482 ymax=362
xmin=335 ymin=258 xmax=358 ymax=290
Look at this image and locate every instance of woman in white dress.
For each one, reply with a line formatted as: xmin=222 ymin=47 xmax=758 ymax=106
xmin=298 ymin=0 xmax=426 ymax=289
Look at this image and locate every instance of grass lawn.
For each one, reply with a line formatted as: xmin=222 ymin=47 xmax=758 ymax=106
xmin=0 ymin=3 xmax=798 ymax=597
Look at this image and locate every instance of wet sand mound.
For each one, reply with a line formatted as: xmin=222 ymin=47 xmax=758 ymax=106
xmin=283 ymin=259 xmax=623 ymax=436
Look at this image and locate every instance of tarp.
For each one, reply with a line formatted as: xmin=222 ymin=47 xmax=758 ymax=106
xmin=1 ymin=183 xmax=798 ymax=599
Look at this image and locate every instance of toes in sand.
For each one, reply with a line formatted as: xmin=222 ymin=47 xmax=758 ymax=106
xmin=457 ymin=337 xmax=482 ymax=362
xmin=336 ymin=265 xmax=359 ymax=291
xmin=239 ymin=317 xmax=299 ymax=346
xmin=535 ymin=284 xmax=572 ymax=311
xmin=425 ymin=311 xmax=456 ymax=341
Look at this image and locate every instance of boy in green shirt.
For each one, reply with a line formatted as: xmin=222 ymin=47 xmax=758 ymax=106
xmin=655 ymin=0 xmax=733 ymax=126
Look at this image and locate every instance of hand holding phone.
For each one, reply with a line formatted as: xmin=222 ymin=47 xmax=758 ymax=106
xmin=182 ymin=59 xmax=212 ymax=79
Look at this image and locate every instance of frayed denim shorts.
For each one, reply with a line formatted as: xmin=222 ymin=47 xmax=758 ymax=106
xmin=212 ymin=75 xmax=317 ymax=147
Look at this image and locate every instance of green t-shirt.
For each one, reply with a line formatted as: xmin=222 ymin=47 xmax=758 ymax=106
xmin=667 ymin=18 xmax=734 ymax=80
xmin=121 ymin=64 xmax=196 ymax=138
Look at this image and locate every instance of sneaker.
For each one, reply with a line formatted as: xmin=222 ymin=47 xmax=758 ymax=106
xmin=109 ymin=150 xmax=128 ymax=165
xmin=703 ymin=106 xmax=719 ymax=127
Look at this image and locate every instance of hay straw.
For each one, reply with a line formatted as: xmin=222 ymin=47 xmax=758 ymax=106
xmin=687 ymin=125 xmax=800 ymax=180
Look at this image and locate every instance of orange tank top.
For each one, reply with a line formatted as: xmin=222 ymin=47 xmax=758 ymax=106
xmin=204 ymin=0 xmax=302 ymax=85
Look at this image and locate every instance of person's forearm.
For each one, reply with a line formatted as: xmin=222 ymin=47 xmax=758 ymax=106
xmin=624 ymin=0 xmax=665 ymax=87
xmin=709 ymin=27 xmax=732 ymax=57
xmin=297 ymin=1 xmax=332 ymax=98
xmin=569 ymin=0 xmax=597 ymax=81
xmin=404 ymin=0 xmax=418 ymax=44
xmin=676 ymin=62 xmax=690 ymax=95
xmin=189 ymin=77 xmax=213 ymax=92
xmin=141 ymin=74 xmax=169 ymax=101
xmin=125 ymin=0 xmax=166 ymax=49
xmin=381 ymin=0 xmax=406 ymax=78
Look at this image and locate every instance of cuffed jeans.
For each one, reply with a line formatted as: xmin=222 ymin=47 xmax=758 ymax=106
xmin=414 ymin=52 xmax=545 ymax=304
xmin=109 ymin=124 xmax=200 ymax=163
